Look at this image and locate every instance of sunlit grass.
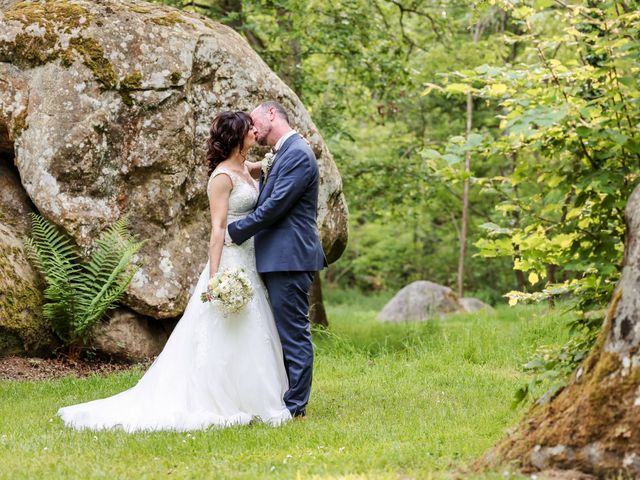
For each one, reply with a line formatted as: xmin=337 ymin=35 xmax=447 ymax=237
xmin=0 ymin=291 xmax=569 ymax=479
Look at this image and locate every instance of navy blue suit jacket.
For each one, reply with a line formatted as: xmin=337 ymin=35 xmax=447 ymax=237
xmin=227 ymin=133 xmax=327 ymax=273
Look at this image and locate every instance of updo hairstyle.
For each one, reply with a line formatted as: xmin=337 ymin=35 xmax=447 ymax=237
xmin=205 ymin=111 xmax=252 ymax=175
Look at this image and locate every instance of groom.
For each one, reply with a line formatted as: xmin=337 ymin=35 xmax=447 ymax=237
xmin=227 ymin=101 xmax=327 ymax=418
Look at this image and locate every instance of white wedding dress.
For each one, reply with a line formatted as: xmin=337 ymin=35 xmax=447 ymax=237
xmin=57 ymin=167 xmax=291 ymax=432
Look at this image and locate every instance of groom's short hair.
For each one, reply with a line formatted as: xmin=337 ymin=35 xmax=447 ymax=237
xmin=260 ymin=101 xmax=289 ymax=124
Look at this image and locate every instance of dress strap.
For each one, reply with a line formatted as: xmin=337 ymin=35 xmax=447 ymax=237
xmin=211 ymin=166 xmax=237 ymax=181
xmin=208 ymin=166 xmax=236 ymax=195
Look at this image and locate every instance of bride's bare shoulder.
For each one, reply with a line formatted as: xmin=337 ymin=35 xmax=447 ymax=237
xmin=208 ymin=166 xmax=234 ymax=195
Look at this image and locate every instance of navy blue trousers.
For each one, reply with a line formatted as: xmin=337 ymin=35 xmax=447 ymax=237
xmin=262 ymin=271 xmax=314 ymax=416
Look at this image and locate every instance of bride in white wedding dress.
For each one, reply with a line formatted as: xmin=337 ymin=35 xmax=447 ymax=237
xmin=58 ymin=111 xmax=291 ymax=432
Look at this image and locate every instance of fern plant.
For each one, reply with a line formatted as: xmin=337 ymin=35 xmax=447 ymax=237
xmin=24 ymin=214 xmax=143 ymax=354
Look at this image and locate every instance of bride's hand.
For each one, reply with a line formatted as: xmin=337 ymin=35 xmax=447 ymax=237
xmin=246 ymin=161 xmax=261 ymax=180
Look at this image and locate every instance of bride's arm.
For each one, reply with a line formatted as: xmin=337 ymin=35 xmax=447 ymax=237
xmin=207 ymin=174 xmax=233 ymax=278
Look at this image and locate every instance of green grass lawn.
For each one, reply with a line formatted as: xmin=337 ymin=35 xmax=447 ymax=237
xmin=0 ymin=291 xmax=569 ymax=479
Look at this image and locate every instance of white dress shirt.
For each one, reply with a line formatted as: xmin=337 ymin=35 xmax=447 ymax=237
xmin=274 ymin=130 xmax=297 ymax=152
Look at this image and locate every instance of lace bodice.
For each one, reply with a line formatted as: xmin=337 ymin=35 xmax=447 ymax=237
xmin=208 ymin=166 xmax=259 ymax=222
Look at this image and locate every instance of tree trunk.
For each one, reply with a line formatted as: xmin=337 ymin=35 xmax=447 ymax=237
xmin=457 ymin=22 xmax=481 ymax=298
xmin=274 ymin=5 xmax=303 ymax=95
xmin=477 ymin=183 xmax=640 ymax=477
xmin=309 ymin=272 xmax=328 ymax=328
xmin=545 ymin=263 xmax=557 ymax=307
xmin=514 ymin=269 xmax=526 ymax=292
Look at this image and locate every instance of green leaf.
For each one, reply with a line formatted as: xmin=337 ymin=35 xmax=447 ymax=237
xmin=479 ymin=222 xmax=512 ymax=236
xmin=445 ymin=83 xmax=472 ymax=95
xmin=465 ymin=133 xmax=484 ymax=148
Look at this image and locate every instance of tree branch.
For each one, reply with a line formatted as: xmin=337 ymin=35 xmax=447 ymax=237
xmin=382 ymin=0 xmax=444 ymax=46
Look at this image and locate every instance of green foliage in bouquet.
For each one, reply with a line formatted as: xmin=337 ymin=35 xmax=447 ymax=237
xmin=24 ymin=214 xmax=143 ymax=353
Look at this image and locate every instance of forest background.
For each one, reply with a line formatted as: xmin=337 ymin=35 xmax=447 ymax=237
xmin=154 ymin=0 xmax=638 ymax=319
xmin=1 ymin=2 xmax=638 ymax=476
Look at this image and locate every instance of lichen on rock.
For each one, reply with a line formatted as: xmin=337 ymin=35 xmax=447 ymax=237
xmin=1 ymin=1 xmax=94 ymax=68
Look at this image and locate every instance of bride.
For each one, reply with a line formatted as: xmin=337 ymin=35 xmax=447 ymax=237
xmin=57 ymin=111 xmax=292 ymax=431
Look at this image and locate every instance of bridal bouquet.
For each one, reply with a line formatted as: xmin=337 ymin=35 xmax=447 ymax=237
xmin=201 ymin=267 xmax=254 ymax=314
xmin=261 ymin=152 xmax=275 ymax=184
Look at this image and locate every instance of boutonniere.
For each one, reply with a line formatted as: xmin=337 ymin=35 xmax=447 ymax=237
xmin=261 ymin=152 xmax=275 ymax=184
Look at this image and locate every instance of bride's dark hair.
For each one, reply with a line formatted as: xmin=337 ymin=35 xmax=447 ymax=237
xmin=206 ymin=111 xmax=252 ymax=175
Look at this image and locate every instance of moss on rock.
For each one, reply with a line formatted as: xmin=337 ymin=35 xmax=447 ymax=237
xmin=119 ymin=71 xmax=143 ymax=106
xmin=4 ymin=1 xmax=90 ymax=29
xmin=1 ymin=1 xmax=117 ymax=91
xmin=149 ymin=12 xmax=184 ymax=26
xmin=169 ymin=71 xmax=182 ymax=85
xmin=1 ymin=1 xmax=190 ymax=105
xmin=2 ymin=1 xmax=93 ymax=68
xmin=129 ymin=6 xmax=153 ymax=14
xmin=70 ymin=37 xmax=118 ymax=90
xmin=13 ymin=109 xmax=28 ymax=138
xmin=0 ymin=242 xmax=54 ymax=356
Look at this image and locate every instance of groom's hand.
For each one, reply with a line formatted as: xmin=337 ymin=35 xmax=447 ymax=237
xmin=228 ymin=150 xmax=312 ymax=245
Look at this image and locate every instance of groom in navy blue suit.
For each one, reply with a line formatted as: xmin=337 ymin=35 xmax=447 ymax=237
xmin=227 ymin=101 xmax=327 ymax=417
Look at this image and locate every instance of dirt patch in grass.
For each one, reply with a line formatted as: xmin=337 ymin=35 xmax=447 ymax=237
xmin=0 ymin=356 xmax=149 ymax=381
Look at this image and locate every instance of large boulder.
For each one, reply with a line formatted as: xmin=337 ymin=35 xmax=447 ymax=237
xmin=378 ymin=281 xmax=463 ymax=323
xmin=0 ymin=0 xmax=348 ymax=321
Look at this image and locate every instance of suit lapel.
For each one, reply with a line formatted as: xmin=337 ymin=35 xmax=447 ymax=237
xmin=257 ymin=133 xmax=299 ymax=204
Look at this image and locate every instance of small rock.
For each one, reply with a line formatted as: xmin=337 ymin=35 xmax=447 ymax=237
xmin=92 ymin=308 xmax=172 ymax=361
xmin=459 ymin=297 xmax=494 ymax=313
xmin=378 ymin=281 xmax=463 ymax=322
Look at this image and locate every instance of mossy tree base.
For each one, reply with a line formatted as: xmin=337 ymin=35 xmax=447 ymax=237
xmin=479 ymin=316 xmax=640 ymax=477
xmin=478 ymin=185 xmax=640 ymax=478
